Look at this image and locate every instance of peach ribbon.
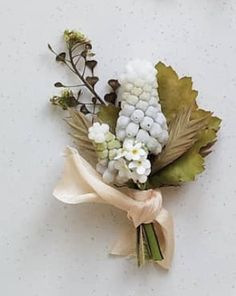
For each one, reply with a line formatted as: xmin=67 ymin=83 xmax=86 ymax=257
xmin=53 ymin=146 xmax=174 ymax=269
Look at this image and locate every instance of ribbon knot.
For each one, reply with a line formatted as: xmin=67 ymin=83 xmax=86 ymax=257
xmin=127 ymin=189 xmax=162 ymax=227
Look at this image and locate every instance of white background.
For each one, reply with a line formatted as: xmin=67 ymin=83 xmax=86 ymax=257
xmin=0 ymin=0 xmax=236 ymax=295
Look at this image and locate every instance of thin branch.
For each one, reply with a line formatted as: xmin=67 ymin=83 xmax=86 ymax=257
xmin=68 ymin=46 xmax=105 ymax=104
xmin=82 ymin=59 xmax=87 ymax=77
xmin=62 ymin=61 xmax=77 ymax=74
xmin=71 ymin=41 xmax=88 ymax=51
xmin=62 ymin=84 xmax=85 ymax=88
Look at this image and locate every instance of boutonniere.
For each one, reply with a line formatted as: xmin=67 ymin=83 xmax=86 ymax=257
xmin=49 ymin=29 xmax=221 ymax=269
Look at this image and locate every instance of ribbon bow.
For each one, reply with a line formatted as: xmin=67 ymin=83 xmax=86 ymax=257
xmin=53 ymin=147 xmax=174 ymax=269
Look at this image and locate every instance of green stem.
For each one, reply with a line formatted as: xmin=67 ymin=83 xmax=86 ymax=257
xmin=143 ymin=223 xmax=163 ymax=261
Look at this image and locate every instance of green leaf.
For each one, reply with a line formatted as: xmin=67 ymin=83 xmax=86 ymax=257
xmin=97 ymin=104 xmax=120 ymax=133
xmin=191 ymin=109 xmax=221 ymax=153
xmin=150 ymin=62 xmax=222 ymax=187
xmin=156 ymin=62 xmax=198 ymax=122
xmin=150 ymin=149 xmax=205 ymax=187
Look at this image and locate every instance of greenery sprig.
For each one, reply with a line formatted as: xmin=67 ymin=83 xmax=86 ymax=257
xmin=49 ymin=30 xmax=120 ymax=115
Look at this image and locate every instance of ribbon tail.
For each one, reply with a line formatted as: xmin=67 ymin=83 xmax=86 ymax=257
xmin=110 ymin=223 xmax=136 ymax=257
xmin=53 ymin=146 xmax=103 ymax=205
xmin=155 ymin=209 xmax=174 ymax=270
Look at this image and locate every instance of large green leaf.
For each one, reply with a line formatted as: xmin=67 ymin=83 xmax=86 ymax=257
xmin=150 ymin=149 xmax=205 ymax=187
xmin=156 ymin=62 xmax=198 ymax=122
xmin=150 ymin=63 xmax=221 ymax=187
xmin=191 ymin=109 xmax=221 ymax=154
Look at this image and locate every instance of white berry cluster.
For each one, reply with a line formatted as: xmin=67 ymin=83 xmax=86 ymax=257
xmin=116 ymin=59 xmax=169 ymax=155
xmin=88 ymin=123 xmax=121 ymax=182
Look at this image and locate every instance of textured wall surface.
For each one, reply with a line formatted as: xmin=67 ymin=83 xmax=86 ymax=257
xmin=0 ymin=0 xmax=235 ymax=295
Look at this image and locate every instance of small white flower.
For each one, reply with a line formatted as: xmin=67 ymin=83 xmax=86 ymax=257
xmin=129 ymin=158 xmax=151 ymax=175
xmin=123 ymin=139 xmax=147 ymax=161
xmin=88 ymin=122 xmax=109 ymax=143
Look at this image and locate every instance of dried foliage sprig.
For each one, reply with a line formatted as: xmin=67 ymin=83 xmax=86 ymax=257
xmin=48 ymin=30 xmax=105 ymax=115
xmin=65 ymin=109 xmax=97 ymax=165
xmin=49 ymin=30 xmax=121 ymax=115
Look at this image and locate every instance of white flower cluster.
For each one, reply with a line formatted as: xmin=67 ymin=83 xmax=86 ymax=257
xmin=115 ymin=139 xmax=151 ymax=184
xmin=88 ymin=122 xmax=109 ymax=143
xmin=116 ymin=59 xmax=169 ymax=155
xmin=88 ymin=123 xmax=150 ymax=185
xmin=97 ymin=138 xmax=151 ymax=185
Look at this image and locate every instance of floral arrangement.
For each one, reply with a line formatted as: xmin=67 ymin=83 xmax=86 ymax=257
xmin=49 ymin=30 xmax=221 ymax=269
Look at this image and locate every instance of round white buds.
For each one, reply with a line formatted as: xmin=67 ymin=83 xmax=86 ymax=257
xmin=116 ymin=59 xmax=169 ymax=155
